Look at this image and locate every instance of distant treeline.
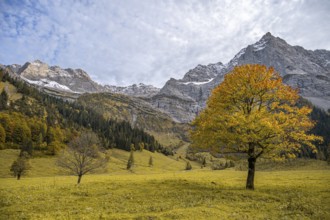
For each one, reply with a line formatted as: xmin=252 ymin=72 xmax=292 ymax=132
xmin=0 ymin=69 xmax=172 ymax=156
xmin=0 ymin=68 xmax=328 ymax=160
xmin=294 ymin=99 xmax=330 ymax=160
xmin=307 ymin=106 xmax=330 ymax=160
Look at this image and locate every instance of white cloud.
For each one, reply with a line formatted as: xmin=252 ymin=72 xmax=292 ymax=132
xmin=0 ymin=0 xmax=329 ymax=87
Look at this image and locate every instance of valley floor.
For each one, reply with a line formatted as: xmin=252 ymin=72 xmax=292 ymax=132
xmin=1 ymin=169 xmax=329 ymax=219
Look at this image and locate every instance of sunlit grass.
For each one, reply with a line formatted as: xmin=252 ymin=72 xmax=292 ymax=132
xmin=0 ymin=170 xmax=329 ymax=219
xmin=0 ymin=149 xmax=20 ymax=178
xmin=146 ymin=131 xmax=184 ymax=147
xmin=0 ymin=81 xmax=22 ymax=101
xmin=0 ymin=149 xmax=200 ymax=178
xmin=1 ymin=149 xmax=329 ymax=219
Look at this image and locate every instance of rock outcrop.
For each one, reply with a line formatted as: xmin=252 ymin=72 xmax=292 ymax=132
xmin=150 ymin=32 xmax=330 ymax=122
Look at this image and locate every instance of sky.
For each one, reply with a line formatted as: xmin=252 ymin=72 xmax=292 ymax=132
xmin=0 ymin=0 xmax=329 ymax=87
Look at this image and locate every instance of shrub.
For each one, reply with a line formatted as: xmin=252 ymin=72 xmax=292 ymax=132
xmin=185 ymin=161 xmax=192 ymax=170
xmin=10 ymin=152 xmax=31 ymax=180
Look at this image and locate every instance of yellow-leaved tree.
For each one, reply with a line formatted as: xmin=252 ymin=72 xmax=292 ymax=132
xmin=191 ymin=64 xmax=322 ymax=190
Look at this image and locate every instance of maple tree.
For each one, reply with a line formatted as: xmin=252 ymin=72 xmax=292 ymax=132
xmin=191 ymin=64 xmax=322 ymax=189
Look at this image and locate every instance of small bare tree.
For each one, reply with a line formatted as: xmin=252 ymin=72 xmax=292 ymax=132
xmin=10 ymin=152 xmax=31 ymax=180
xmin=56 ymin=132 xmax=109 ymax=184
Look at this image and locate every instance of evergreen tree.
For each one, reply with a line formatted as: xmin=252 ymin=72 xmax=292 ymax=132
xmin=0 ymin=89 xmax=8 ymax=110
xmin=130 ymin=143 xmax=135 ymax=151
xmin=0 ymin=70 xmax=168 ymax=155
xmin=127 ymin=151 xmax=134 ymax=170
xmin=12 ymin=123 xmax=31 ymax=146
xmin=202 ymin=157 xmax=206 ymax=167
xmin=199 ymin=87 xmax=203 ymax=100
xmin=0 ymin=124 xmax=5 ymax=149
xmin=21 ymin=140 xmax=33 ymax=156
xmin=185 ymin=161 xmax=192 ymax=170
xmin=139 ymin=142 xmax=144 ymax=151
xmin=309 ymin=106 xmax=330 ymax=160
xmin=0 ymin=69 xmax=4 ymax=81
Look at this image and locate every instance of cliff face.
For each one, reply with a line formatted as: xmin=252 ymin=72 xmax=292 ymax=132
xmin=150 ymin=32 xmax=330 ymax=122
xmin=14 ymin=60 xmax=102 ymax=93
xmin=6 ymin=60 xmax=160 ymax=98
xmin=3 ymin=32 xmax=330 ymax=123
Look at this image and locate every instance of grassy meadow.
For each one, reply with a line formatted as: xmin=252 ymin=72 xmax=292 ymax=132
xmin=0 ymin=81 xmax=22 ymax=101
xmin=0 ymin=149 xmax=329 ymax=219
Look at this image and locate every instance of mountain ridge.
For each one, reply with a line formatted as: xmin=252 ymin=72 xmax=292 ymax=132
xmin=151 ymin=32 xmax=330 ymax=122
xmin=2 ymin=32 xmax=330 ymax=123
xmin=3 ymin=61 xmax=160 ymax=98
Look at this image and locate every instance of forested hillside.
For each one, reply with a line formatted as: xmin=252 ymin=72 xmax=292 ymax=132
xmin=309 ymin=106 xmax=330 ymax=160
xmin=0 ymin=69 xmax=171 ymax=156
xmin=0 ymin=66 xmax=329 ymax=161
xmin=78 ymin=93 xmax=190 ymax=145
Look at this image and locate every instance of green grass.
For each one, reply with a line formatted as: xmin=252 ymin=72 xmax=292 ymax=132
xmin=0 ymin=82 xmax=22 ymax=101
xmin=0 ymin=150 xmax=59 ymax=178
xmin=146 ymin=131 xmax=184 ymax=148
xmin=235 ymin=157 xmax=330 ymax=171
xmin=0 ymin=170 xmax=329 ymax=219
xmin=0 ymin=149 xmax=20 ymax=178
xmin=0 ymin=149 xmax=200 ymax=178
xmin=108 ymin=148 xmax=200 ymax=174
xmin=1 ymin=149 xmax=329 ymax=219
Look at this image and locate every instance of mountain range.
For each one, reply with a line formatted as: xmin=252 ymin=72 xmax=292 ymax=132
xmin=149 ymin=32 xmax=330 ymax=122
xmin=2 ymin=32 xmax=330 ymax=123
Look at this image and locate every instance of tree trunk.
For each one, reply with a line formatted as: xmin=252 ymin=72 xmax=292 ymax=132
xmin=246 ymin=157 xmax=256 ymax=190
xmin=17 ymin=174 xmax=21 ymax=180
xmin=77 ymin=175 xmax=82 ymax=184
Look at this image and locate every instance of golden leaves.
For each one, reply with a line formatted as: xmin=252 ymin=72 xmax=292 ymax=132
xmin=190 ymin=64 xmax=322 ymax=158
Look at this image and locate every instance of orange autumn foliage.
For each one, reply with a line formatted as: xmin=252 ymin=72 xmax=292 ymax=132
xmin=191 ymin=64 xmax=322 ymax=160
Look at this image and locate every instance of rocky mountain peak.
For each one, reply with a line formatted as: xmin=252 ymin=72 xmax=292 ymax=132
xmin=228 ymin=32 xmax=290 ymax=68
xmin=260 ymin=32 xmax=275 ymax=41
xmin=105 ymin=82 xmax=160 ymax=98
xmin=65 ymin=68 xmax=91 ymax=80
xmin=18 ymin=60 xmax=49 ymax=79
xmin=258 ymin=32 xmax=287 ymax=45
xmin=7 ymin=63 xmax=22 ymax=73
xmin=182 ymin=61 xmax=224 ymax=82
xmin=2 ymin=33 xmax=329 ymax=123
xmin=31 ymin=59 xmax=45 ymax=65
xmin=4 ymin=60 xmax=162 ymax=97
xmin=7 ymin=60 xmax=102 ymax=93
xmin=152 ymin=32 xmax=330 ymax=122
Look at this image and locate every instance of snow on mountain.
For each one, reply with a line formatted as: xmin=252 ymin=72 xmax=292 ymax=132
xmin=148 ymin=62 xmax=227 ymax=122
xmin=4 ymin=60 xmax=161 ymax=98
xmin=31 ymin=60 xmax=42 ymax=67
xmin=253 ymin=38 xmax=268 ymax=51
xmin=151 ymin=32 xmax=330 ymax=122
xmin=229 ymin=48 xmax=247 ymax=67
xmin=182 ymin=62 xmax=224 ymax=82
xmin=7 ymin=60 xmax=103 ymax=93
xmin=181 ymin=78 xmax=214 ymax=85
xmin=105 ymin=83 xmax=160 ymax=98
xmin=2 ymin=32 xmax=330 ymax=123
xmin=22 ymin=77 xmax=76 ymax=92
